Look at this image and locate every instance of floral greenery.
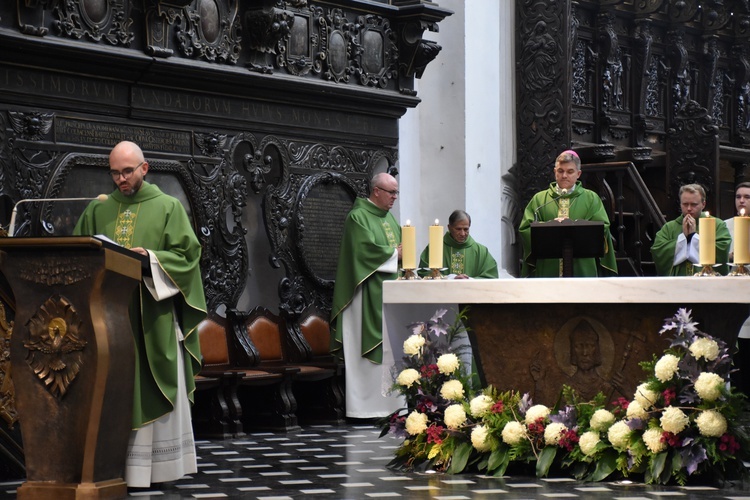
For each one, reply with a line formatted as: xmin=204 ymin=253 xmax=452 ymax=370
xmin=381 ymin=308 xmax=750 ymax=485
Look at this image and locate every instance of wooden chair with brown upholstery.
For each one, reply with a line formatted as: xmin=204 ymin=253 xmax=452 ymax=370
xmin=195 ymin=310 xmax=298 ymax=435
xmin=233 ymin=305 xmax=344 ymax=425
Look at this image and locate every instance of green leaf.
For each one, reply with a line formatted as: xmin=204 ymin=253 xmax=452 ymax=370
xmin=649 ymin=451 xmax=668 ymax=484
xmin=588 ymin=448 xmax=617 ymax=482
xmin=536 ymin=446 xmax=557 ymax=478
xmin=447 ymin=442 xmax=473 ymax=474
xmin=487 ymin=447 xmax=509 ymax=474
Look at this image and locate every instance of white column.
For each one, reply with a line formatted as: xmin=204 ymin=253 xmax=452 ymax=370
xmin=398 ymin=0 xmax=516 ymax=276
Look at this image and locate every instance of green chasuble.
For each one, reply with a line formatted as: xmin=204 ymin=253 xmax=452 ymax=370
xmin=74 ymin=182 xmax=206 ymax=428
xmin=331 ymin=197 xmax=400 ymax=364
xmin=651 ymin=215 xmax=731 ymax=276
xmin=419 ymin=233 xmax=499 ymax=278
xmin=519 ymin=181 xmax=618 ymax=277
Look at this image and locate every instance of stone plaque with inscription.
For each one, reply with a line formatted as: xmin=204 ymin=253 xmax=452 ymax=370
xmin=295 ymin=174 xmax=357 ymax=284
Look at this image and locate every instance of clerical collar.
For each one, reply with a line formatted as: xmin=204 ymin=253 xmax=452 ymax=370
xmin=556 ymin=184 xmax=576 ymax=195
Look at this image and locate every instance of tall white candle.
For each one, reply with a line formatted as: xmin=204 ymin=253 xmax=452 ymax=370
xmin=401 ymin=221 xmax=416 ymax=269
xmin=699 ymin=213 xmax=716 ymax=266
xmin=428 ymin=219 xmax=443 ymax=269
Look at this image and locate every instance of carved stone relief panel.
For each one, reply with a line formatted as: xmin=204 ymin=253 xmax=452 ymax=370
xmin=176 ymin=0 xmax=242 ymax=63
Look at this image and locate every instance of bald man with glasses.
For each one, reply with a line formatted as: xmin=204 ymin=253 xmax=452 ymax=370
xmin=331 ymin=172 xmax=405 ymax=419
xmin=74 ymin=141 xmax=206 ymax=488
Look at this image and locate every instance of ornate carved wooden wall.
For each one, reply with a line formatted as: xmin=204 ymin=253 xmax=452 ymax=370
xmin=516 ymin=0 xmax=750 ymax=218
xmin=0 ymin=1 xmax=450 ymax=474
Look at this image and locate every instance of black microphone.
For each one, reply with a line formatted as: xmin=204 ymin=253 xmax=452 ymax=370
xmin=533 ymin=189 xmax=568 ymax=222
xmin=8 ymin=194 xmax=108 ymax=236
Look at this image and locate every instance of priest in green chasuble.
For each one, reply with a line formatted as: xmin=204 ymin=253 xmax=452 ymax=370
xmin=419 ymin=210 xmax=499 ymax=279
xmin=74 ymin=141 xmax=206 ymax=488
xmin=331 ymin=172 xmax=405 ymax=418
xmin=651 ymin=183 xmax=730 ymax=276
xmin=519 ymin=150 xmax=617 ymax=277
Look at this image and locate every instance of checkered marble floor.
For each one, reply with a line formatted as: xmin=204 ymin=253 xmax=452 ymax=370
xmin=2 ymin=424 xmax=750 ymax=499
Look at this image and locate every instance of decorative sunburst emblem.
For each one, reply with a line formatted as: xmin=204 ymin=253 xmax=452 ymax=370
xmin=24 ymin=296 xmax=87 ymax=398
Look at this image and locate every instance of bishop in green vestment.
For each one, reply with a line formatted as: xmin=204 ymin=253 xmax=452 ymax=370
xmin=74 ymin=141 xmax=206 ymax=487
xmin=418 ymin=210 xmax=499 ymax=279
xmin=651 ymin=183 xmax=730 ymax=276
xmin=331 ymin=173 xmax=404 ymax=418
xmin=519 ymin=151 xmax=617 ymax=277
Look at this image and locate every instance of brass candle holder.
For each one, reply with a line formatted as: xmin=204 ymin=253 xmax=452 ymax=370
xmin=399 ymin=268 xmax=420 ymax=280
xmin=729 ymin=263 xmax=750 ymax=276
xmin=694 ymin=264 xmax=719 ymax=277
xmin=423 ymin=267 xmax=446 ymax=280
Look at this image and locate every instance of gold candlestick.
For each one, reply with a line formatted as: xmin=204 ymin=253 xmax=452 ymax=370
xmin=729 ymin=264 xmax=750 ymax=276
xmin=423 ymin=267 xmax=446 ymax=280
xmin=398 ymin=268 xmax=420 ymax=280
xmin=694 ymin=264 xmax=719 ymax=277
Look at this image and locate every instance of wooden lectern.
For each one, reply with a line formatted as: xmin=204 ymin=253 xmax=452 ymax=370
xmin=0 ymin=237 xmax=143 ymax=499
xmin=530 ymin=220 xmax=604 ymax=277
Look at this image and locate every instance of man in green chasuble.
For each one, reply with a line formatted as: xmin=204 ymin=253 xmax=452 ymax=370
xmin=519 ymin=150 xmax=617 ymax=277
xmin=331 ymin=172 xmax=405 ymax=418
xmin=419 ymin=210 xmax=499 ymax=279
xmin=651 ymin=183 xmax=730 ymax=276
xmin=74 ymin=141 xmax=206 ymax=488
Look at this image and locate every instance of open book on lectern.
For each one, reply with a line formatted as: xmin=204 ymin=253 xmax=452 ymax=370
xmin=92 ymin=234 xmax=151 ymax=276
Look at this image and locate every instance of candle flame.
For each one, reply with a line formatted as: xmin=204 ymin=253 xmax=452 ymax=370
xmin=742 ymin=209 xmax=746 ymax=216
xmin=706 ymin=211 xmax=710 ymax=217
xmin=406 ymin=219 xmax=411 ymax=226
xmin=434 ymin=219 xmax=439 ymax=225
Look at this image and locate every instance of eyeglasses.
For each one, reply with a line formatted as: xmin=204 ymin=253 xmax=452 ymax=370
xmin=375 ymin=186 xmax=399 ymax=196
xmin=109 ymin=162 xmax=144 ymax=180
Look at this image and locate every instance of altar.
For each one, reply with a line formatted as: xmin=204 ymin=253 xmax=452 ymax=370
xmin=382 ymin=277 xmax=750 ymax=405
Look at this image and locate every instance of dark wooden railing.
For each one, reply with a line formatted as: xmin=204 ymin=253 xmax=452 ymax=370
xmin=582 ymin=162 xmax=666 ymax=276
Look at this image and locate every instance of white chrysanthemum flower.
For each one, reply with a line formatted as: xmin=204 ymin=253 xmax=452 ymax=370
xmin=642 ymin=427 xmax=666 ymax=454
xmin=403 ymin=335 xmax=425 ymax=356
xmin=696 ymin=410 xmax=728 ymax=437
xmin=444 ymin=404 xmax=467 ymax=429
xmin=469 ymin=394 xmax=494 ymax=418
xmin=396 ymin=368 xmax=420 ymax=388
xmin=544 ymin=422 xmax=568 ymax=446
xmin=405 ymin=411 xmax=428 ymax=436
xmin=660 ymin=406 xmax=689 ymax=434
xmin=501 ymin=421 xmax=527 ymax=446
xmin=654 ymin=353 xmax=680 ymax=383
xmin=525 ymin=404 xmax=550 ymax=425
xmin=689 ymin=337 xmax=720 ymax=362
xmin=590 ymin=409 xmax=616 ymax=432
xmin=694 ymin=372 xmax=724 ymax=402
xmin=471 ymin=424 xmax=492 ymax=452
xmin=634 ymin=383 xmax=659 ymax=410
xmin=626 ymin=400 xmax=649 ymax=420
xmin=607 ymin=421 xmax=632 ymax=450
xmin=437 ymin=353 xmax=460 ymax=375
xmin=439 ymin=379 xmax=465 ymax=401
xmin=579 ymin=431 xmax=600 ymax=456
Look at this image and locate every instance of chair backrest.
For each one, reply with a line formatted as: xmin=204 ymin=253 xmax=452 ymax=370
xmin=299 ymin=313 xmax=331 ymax=358
xmin=197 ymin=314 xmax=231 ymax=369
xmin=241 ymin=307 xmax=285 ymax=363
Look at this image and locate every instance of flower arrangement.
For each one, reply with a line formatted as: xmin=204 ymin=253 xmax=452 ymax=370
xmin=381 ymin=308 xmax=750 ymax=485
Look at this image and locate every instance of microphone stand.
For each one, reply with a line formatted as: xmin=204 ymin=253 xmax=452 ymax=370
xmin=533 ymin=189 xmax=569 ymax=222
xmin=8 ymin=195 xmax=108 ymax=237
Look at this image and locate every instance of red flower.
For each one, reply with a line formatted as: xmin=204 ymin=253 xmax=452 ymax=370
xmin=426 ymin=424 xmax=445 ymax=444
xmin=660 ymin=431 xmax=680 ymax=447
xmin=491 ymin=401 xmax=504 ymax=414
xmin=662 ymin=388 xmax=676 ymax=406
xmin=558 ymin=429 xmax=580 ymax=452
